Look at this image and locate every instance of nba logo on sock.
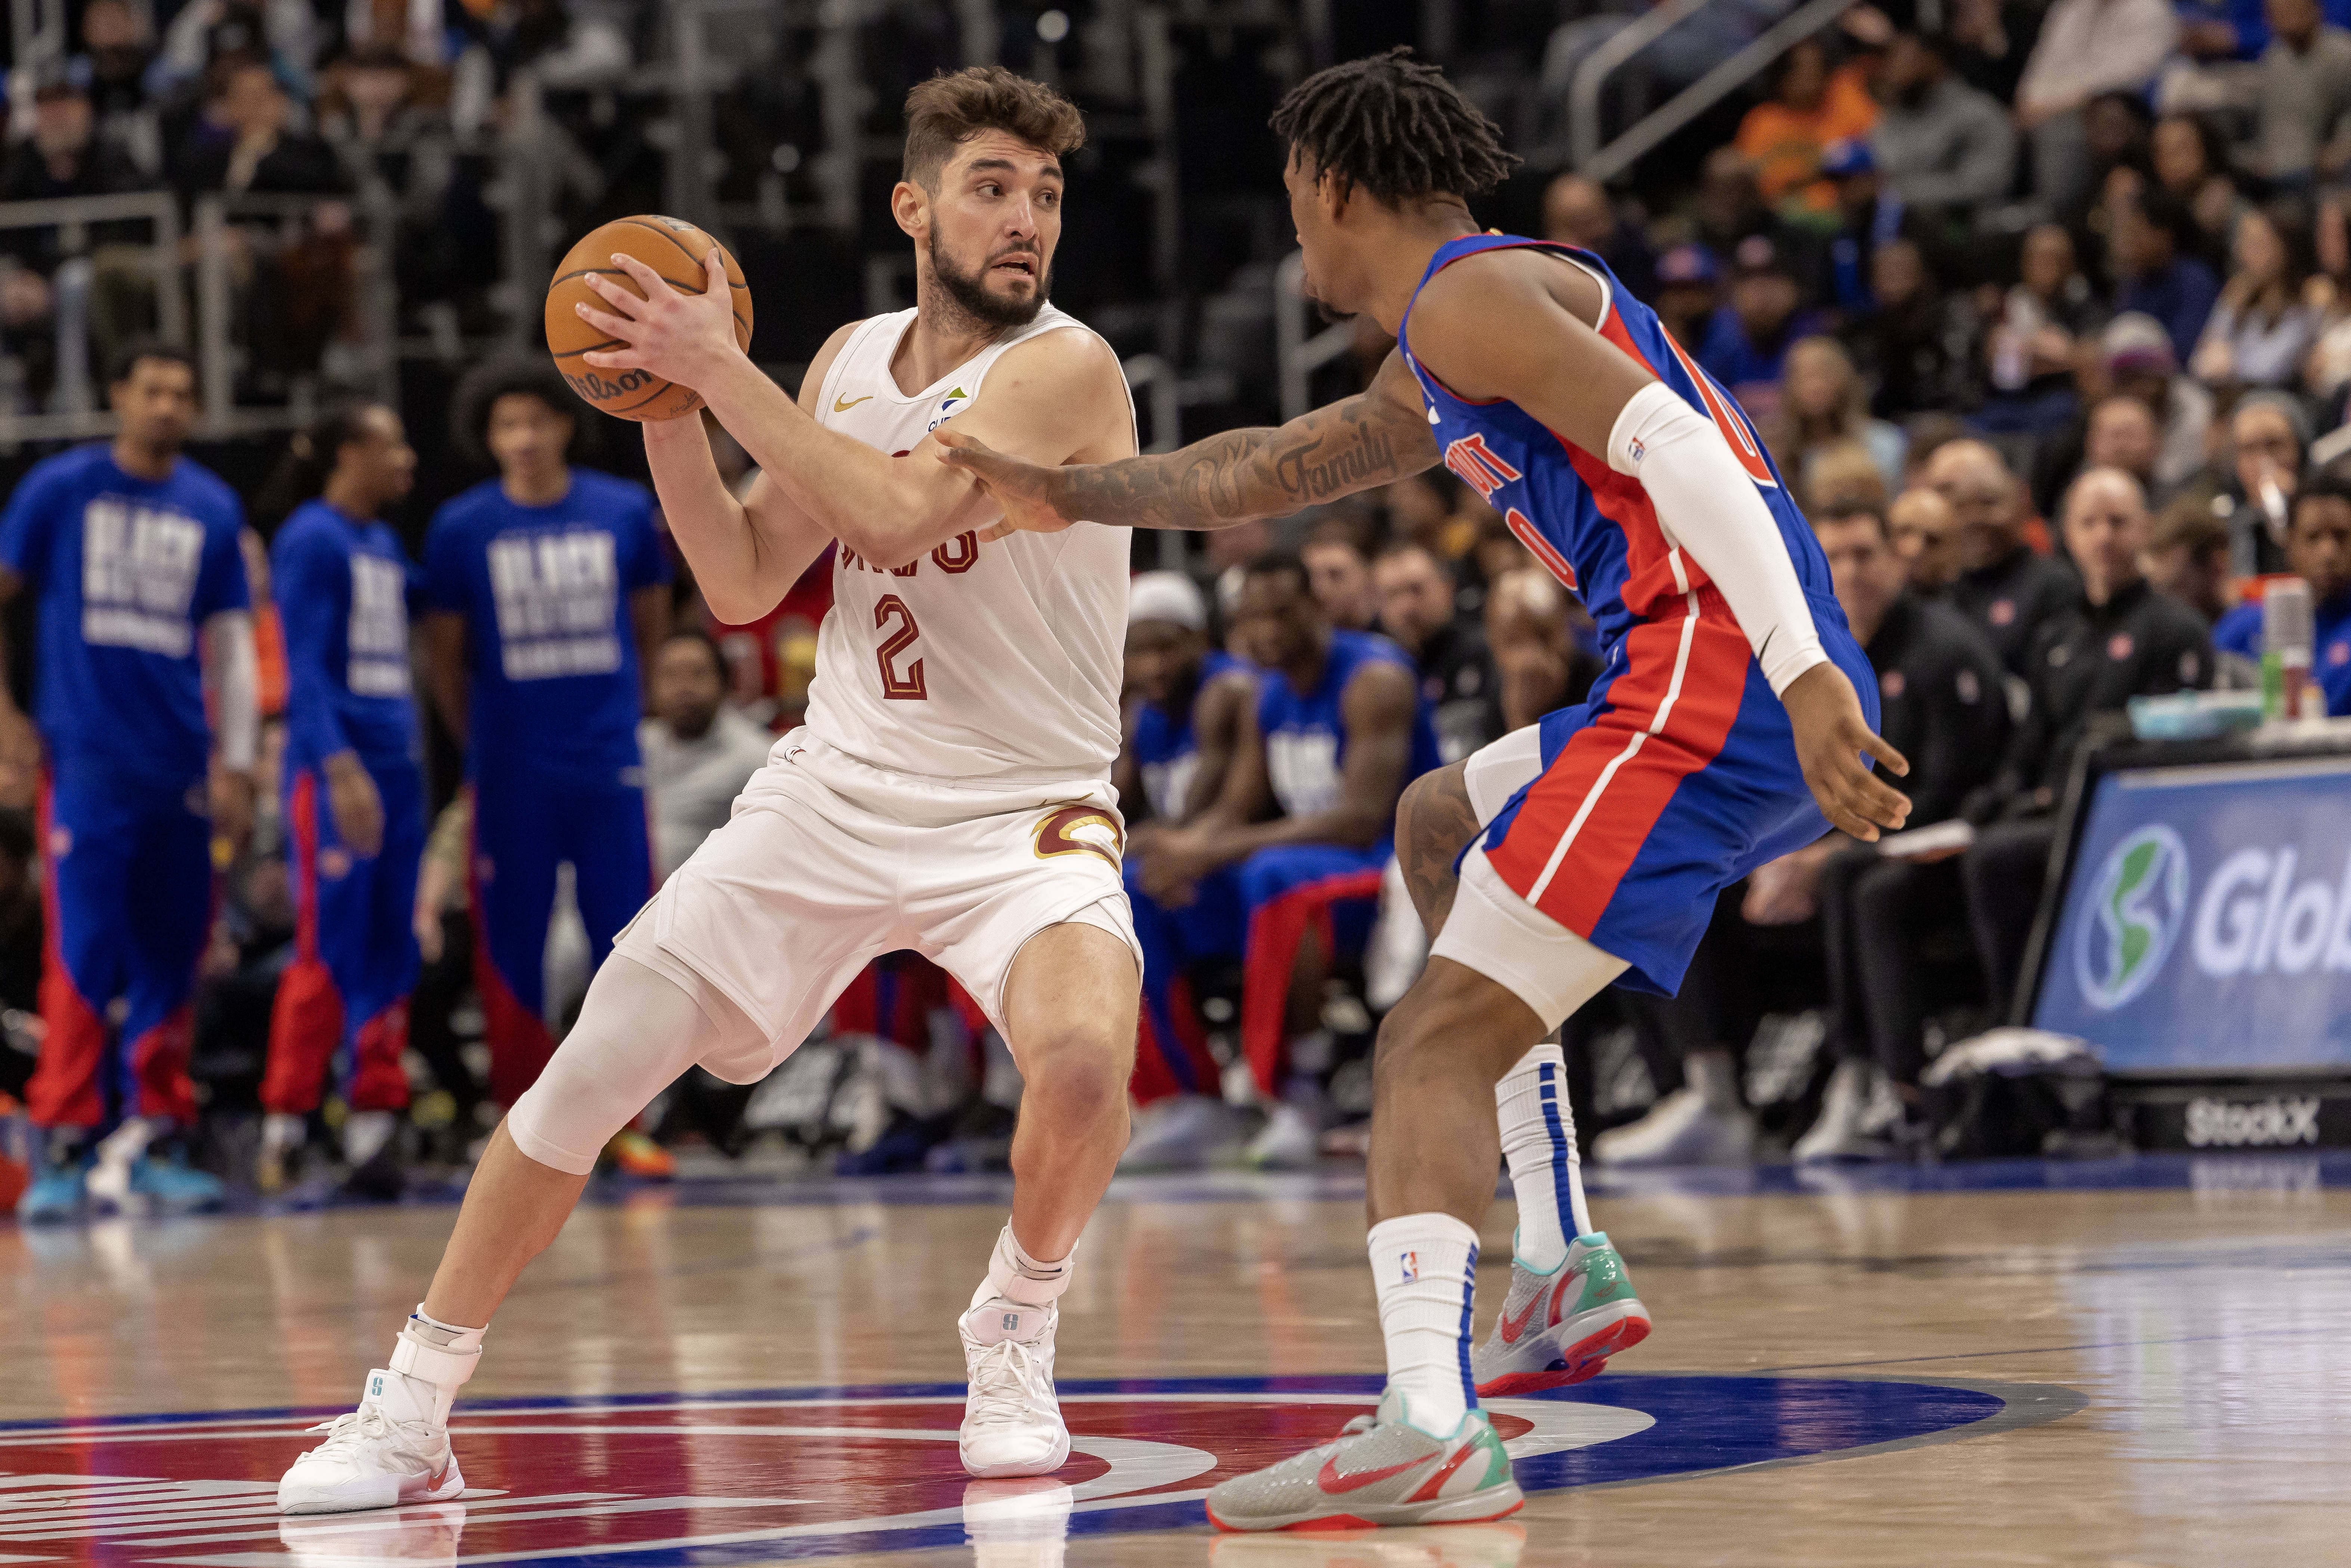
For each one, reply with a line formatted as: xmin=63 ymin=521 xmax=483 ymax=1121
xmin=1399 ymin=1252 xmax=1419 ymax=1282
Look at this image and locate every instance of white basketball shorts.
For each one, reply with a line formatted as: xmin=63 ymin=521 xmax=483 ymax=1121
xmin=613 ymin=730 xmax=1139 ymax=1080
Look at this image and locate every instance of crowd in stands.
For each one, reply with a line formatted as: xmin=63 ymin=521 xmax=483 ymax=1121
xmin=0 ymin=0 xmax=650 ymax=411
xmin=11 ymin=7 xmax=2351 ymax=1216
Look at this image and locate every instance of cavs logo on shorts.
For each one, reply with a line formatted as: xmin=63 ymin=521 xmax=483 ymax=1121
xmin=1033 ymin=805 xmax=1123 ymax=871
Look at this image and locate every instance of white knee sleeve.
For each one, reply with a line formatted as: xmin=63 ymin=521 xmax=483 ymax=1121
xmin=506 ymin=954 xmax=754 ymax=1175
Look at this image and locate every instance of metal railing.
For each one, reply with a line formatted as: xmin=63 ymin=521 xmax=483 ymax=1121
xmin=1275 ymin=250 xmax=1351 ymax=424
xmin=1571 ymin=0 xmax=1860 ymax=183
xmin=1123 ymin=352 xmax=1186 ymax=570
xmin=0 ymin=188 xmax=398 ymax=443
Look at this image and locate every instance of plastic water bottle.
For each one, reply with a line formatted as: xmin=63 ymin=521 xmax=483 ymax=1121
xmin=2262 ymin=577 xmax=2316 ymax=719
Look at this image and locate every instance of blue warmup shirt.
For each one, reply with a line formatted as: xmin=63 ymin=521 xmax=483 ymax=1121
xmin=2214 ymin=592 xmax=2351 ymax=715
xmin=1255 ymin=630 xmax=1440 ymax=829
xmin=423 ymin=471 xmax=670 ymax=778
xmin=273 ymin=500 xmax=419 ymax=767
xmin=1133 ymin=650 xmax=1247 ymax=821
xmin=0 ymin=444 xmax=247 ymax=789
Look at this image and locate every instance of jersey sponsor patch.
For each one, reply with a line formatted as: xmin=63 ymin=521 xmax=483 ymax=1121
xmin=78 ymin=499 xmax=204 ymax=658
xmin=488 ymin=528 xmax=624 ymax=681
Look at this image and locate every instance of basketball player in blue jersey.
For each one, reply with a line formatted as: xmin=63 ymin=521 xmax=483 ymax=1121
xmin=0 ymin=344 xmax=256 ymax=1221
xmin=942 ymin=48 xmax=1911 ymax=1529
xmin=420 ymin=362 xmax=670 ymax=1138
xmin=1140 ymin=551 xmax=1441 ymax=1170
xmin=261 ymin=405 xmax=429 ymax=1199
xmin=1116 ymin=570 xmax=1254 ymax=1167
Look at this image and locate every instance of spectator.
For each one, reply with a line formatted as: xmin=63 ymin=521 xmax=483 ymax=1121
xmin=1734 ymin=37 xmax=1879 ymax=222
xmin=2211 ymin=473 xmax=2351 ymax=712
xmin=1302 ymin=522 xmax=1380 ymax=633
xmin=152 ymin=0 xmax=319 ymax=101
xmin=1484 ymin=569 xmax=1597 ymax=731
xmin=1770 ymin=335 xmax=1907 ymax=492
xmin=1978 ymin=223 xmax=2102 ymax=436
xmin=1944 ymin=0 xmax=2044 ymax=103
xmin=1870 ymin=30 xmax=2019 ymax=214
xmin=1804 ymin=437 xmax=1894 ymax=517
xmin=2015 ymin=0 xmax=2178 ymax=216
xmin=2085 ymin=393 xmax=2165 ymax=497
xmin=1373 ymin=541 xmax=1502 ymax=766
xmin=2098 ymin=313 xmax=2215 ymax=493
xmin=1690 ymin=146 xmax=1820 ymax=282
xmin=81 ymin=0 xmax=160 ymax=133
xmin=1844 ymin=237 xmax=1981 ymax=420
xmin=1925 ymin=438 xmax=2081 ymax=675
xmin=1792 ymin=504 xmax=2010 ymax=1160
xmin=2111 ymin=183 xmax=2223 ymax=362
xmin=1380 ymin=470 xmax=1477 ymax=576
xmin=1699 ymin=235 xmax=1826 ymax=421
xmin=641 ymin=630 xmax=774 ymax=880
xmin=2251 ymin=0 xmax=2351 ymax=185
xmin=2149 ymin=113 xmax=2242 ymax=267
xmin=173 ymin=57 xmax=350 ymax=197
xmin=1133 ymin=554 xmax=1437 ymax=1170
xmin=1540 ymin=172 xmax=1656 ymax=301
xmin=2146 ymin=493 xmax=2240 ymax=622
xmin=1116 ymin=573 xmax=1258 ymax=1168
xmin=1959 ymin=467 xmax=2212 ymax=1011
xmin=486 ymin=0 xmax=633 ymax=91
xmin=1818 ymin=135 xmax=1901 ymax=313
xmin=2191 ymin=202 xmax=2323 ymax=389
xmin=2210 ymin=389 xmax=2312 ymax=573
xmin=1652 ymin=243 xmax=1723 ymax=350
xmin=0 ymin=67 xmax=156 ymax=408
xmin=1888 ymin=485 xmax=1966 ymax=593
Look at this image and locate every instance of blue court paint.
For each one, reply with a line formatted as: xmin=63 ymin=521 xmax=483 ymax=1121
xmin=0 ymin=1373 xmax=2059 ymax=1565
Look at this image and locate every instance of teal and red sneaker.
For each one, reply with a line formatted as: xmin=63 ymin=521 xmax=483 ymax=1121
xmin=1204 ymin=1389 xmax=1523 ymax=1532
xmin=1471 ymin=1231 xmax=1650 ymax=1398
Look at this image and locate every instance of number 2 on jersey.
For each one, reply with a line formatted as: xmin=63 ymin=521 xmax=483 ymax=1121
xmin=874 ymin=594 xmax=927 ymax=699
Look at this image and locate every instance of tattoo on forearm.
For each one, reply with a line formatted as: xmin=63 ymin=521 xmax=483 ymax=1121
xmin=1062 ymin=393 xmax=1428 ymax=529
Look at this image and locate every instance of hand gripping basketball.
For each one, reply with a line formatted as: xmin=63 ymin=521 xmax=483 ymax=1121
xmin=545 ymin=214 xmax=751 ymax=421
xmin=577 ymin=248 xmax=740 ymax=402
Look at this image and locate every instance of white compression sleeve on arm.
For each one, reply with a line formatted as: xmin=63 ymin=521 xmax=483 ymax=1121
xmin=204 ymin=610 xmax=258 ymax=770
xmin=1606 ymin=381 xmax=1827 ymax=696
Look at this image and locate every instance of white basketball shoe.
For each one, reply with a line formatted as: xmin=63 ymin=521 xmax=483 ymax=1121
xmin=959 ymin=1299 xmax=1071 ymax=1478
xmin=278 ymin=1368 xmax=464 ymax=1515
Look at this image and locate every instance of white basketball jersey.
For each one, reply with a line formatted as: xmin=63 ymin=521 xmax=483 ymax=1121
xmin=801 ymin=305 xmax=1134 ymax=786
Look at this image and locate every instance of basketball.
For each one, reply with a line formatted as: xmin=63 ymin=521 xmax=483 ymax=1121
xmin=544 ymin=215 xmax=752 ymax=422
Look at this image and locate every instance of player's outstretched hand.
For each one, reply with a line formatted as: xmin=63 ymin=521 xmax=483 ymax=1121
xmin=1781 ymin=662 xmax=1911 ymax=842
xmin=933 ymin=429 xmax=1079 ymax=540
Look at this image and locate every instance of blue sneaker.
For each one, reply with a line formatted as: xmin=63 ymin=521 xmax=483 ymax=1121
xmin=127 ymin=1156 xmax=226 ymax=1212
xmin=15 ymin=1165 xmax=86 ymax=1223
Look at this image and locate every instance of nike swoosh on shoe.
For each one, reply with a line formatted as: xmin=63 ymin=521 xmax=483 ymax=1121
xmin=1316 ymin=1452 xmax=1431 ymax=1495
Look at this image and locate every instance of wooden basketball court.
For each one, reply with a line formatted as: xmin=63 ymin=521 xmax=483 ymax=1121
xmin=5 ymin=1154 xmax=2345 ymax=1566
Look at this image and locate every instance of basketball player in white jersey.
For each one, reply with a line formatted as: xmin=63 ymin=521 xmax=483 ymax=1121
xmin=277 ymin=67 xmax=1145 ymax=1513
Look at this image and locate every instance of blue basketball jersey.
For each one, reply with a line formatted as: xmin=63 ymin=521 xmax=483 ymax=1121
xmin=1255 ymin=630 xmax=1440 ymax=823
xmin=422 ymin=470 xmax=671 ymax=780
xmin=1134 ymin=649 xmax=1246 ymax=822
xmin=0 ymin=444 xmax=248 ymax=790
xmin=273 ymin=500 xmax=419 ymax=768
xmin=1395 ymin=235 xmax=1836 ymax=659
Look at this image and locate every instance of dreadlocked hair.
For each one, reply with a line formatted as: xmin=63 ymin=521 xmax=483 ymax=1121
xmin=1269 ymin=47 xmax=1519 ymax=205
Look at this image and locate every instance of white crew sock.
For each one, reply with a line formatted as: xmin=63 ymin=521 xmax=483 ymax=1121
xmin=1495 ymin=1040 xmax=1590 ymax=1272
xmin=974 ymin=1224 xmax=1075 ymax=1312
xmin=1367 ymin=1213 xmax=1480 ymax=1437
xmin=387 ymin=1304 xmax=485 ymax=1426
